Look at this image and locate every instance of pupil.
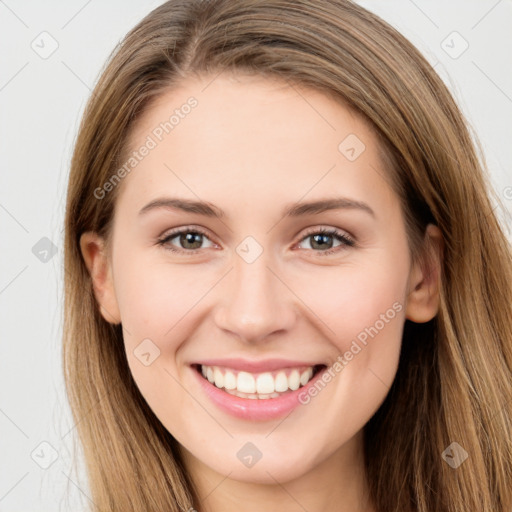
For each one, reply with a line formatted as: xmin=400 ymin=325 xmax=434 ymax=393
xmin=181 ymin=232 xmax=202 ymax=249
xmin=312 ymin=234 xmax=332 ymax=250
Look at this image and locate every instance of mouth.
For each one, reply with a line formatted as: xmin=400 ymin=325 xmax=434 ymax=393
xmin=191 ymin=359 xmax=330 ymax=421
xmin=192 ymin=363 xmax=327 ymax=400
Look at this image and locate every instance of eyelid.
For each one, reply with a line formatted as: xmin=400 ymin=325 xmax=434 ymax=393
xmin=297 ymin=225 xmax=355 ymax=244
xmin=157 ymin=225 xmax=219 ymax=255
xmin=158 ymin=225 xmax=213 ymax=241
xmin=293 ymin=225 xmax=356 ymax=256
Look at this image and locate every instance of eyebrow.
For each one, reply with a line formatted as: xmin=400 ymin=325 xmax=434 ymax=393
xmin=138 ymin=196 xmax=375 ymax=219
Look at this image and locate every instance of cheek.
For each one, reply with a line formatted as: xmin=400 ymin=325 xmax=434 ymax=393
xmin=114 ymin=260 xmax=211 ymax=426
xmin=290 ymin=264 xmax=406 ymax=456
xmin=114 ymin=259 xmax=223 ymax=415
xmin=287 ymin=251 xmax=408 ymax=421
xmin=290 ymin=258 xmax=407 ymax=349
xmin=114 ymin=255 xmax=213 ymax=345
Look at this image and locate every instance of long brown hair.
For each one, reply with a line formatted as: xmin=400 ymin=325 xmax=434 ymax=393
xmin=63 ymin=1 xmax=512 ymax=510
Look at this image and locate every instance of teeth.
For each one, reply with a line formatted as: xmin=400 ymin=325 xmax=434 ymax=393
xmin=289 ymin=369 xmax=300 ymax=391
xmin=237 ymin=371 xmax=256 ymax=393
xmin=275 ymin=372 xmax=288 ymax=392
xmin=213 ymin=367 xmax=224 ymax=389
xmin=300 ymin=369 xmax=311 ymax=386
xmin=223 ymin=371 xmax=237 ymax=390
xmin=256 ymin=373 xmax=275 ymax=394
xmin=200 ymin=364 xmax=316 ymax=398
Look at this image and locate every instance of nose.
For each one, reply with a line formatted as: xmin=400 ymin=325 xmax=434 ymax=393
xmin=213 ymin=249 xmax=297 ymax=344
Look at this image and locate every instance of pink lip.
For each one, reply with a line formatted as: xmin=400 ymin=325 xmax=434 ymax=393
xmin=191 ymin=364 xmax=327 ymax=421
xmin=194 ymin=358 xmax=322 ymax=373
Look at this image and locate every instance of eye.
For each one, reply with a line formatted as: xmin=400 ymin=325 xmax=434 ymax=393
xmin=295 ymin=227 xmax=355 ymax=256
xmin=157 ymin=227 xmax=216 ymax=254
xmin=157 ymin=226 xmax=356 ymax=256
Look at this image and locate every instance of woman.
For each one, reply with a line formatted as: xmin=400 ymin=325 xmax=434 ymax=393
xmin=63 ymin=1 xmax=512 ymax=510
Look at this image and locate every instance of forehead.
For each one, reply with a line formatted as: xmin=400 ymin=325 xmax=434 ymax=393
xmin=115 ymin=73 xmax=396 ymax=219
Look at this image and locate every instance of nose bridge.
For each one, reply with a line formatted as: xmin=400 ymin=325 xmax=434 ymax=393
xmin=214 ymin=244 xmax=295 ymax=343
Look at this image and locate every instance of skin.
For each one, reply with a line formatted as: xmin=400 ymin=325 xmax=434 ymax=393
xmin=80 ymin=73 xmax=442 ymax=512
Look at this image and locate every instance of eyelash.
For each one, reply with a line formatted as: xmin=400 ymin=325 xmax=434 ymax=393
xmin=296 ymin=227 xmax=356 ymax=256
xmin=157 ymin=225 xmax=356 ymax=257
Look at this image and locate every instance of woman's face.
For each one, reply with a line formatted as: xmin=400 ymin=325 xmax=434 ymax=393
xmin=82 ymin=73 xmax=439 ymax=486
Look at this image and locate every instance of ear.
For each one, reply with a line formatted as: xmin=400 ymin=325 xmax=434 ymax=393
xmin=79 ymin=231 xmax=121 ymax=325
xmin=405 ymin=224 xmax=443 ymax=323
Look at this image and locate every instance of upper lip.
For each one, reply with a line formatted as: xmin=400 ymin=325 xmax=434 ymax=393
xmin=193 ymin=358 xmax=324 ymax=373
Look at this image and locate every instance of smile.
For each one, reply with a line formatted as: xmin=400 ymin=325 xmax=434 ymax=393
xmin=197 ymin=364 xmax=322 ymax=399
xmin=191 ymin=361 xmax=328 ymax=421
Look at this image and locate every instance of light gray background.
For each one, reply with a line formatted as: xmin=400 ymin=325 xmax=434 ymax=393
xmin=1 ymin=1 xmax=511 ymax=511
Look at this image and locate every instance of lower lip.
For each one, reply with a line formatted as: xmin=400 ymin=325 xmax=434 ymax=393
xmin=191 ymin=365 xmax=327 ymax=421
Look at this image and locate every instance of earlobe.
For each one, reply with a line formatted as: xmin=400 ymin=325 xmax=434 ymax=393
xmin=405 ymin=224 xmax=444 ymax=323
xmin=79 ymin=231 xmax=121 ymax=325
